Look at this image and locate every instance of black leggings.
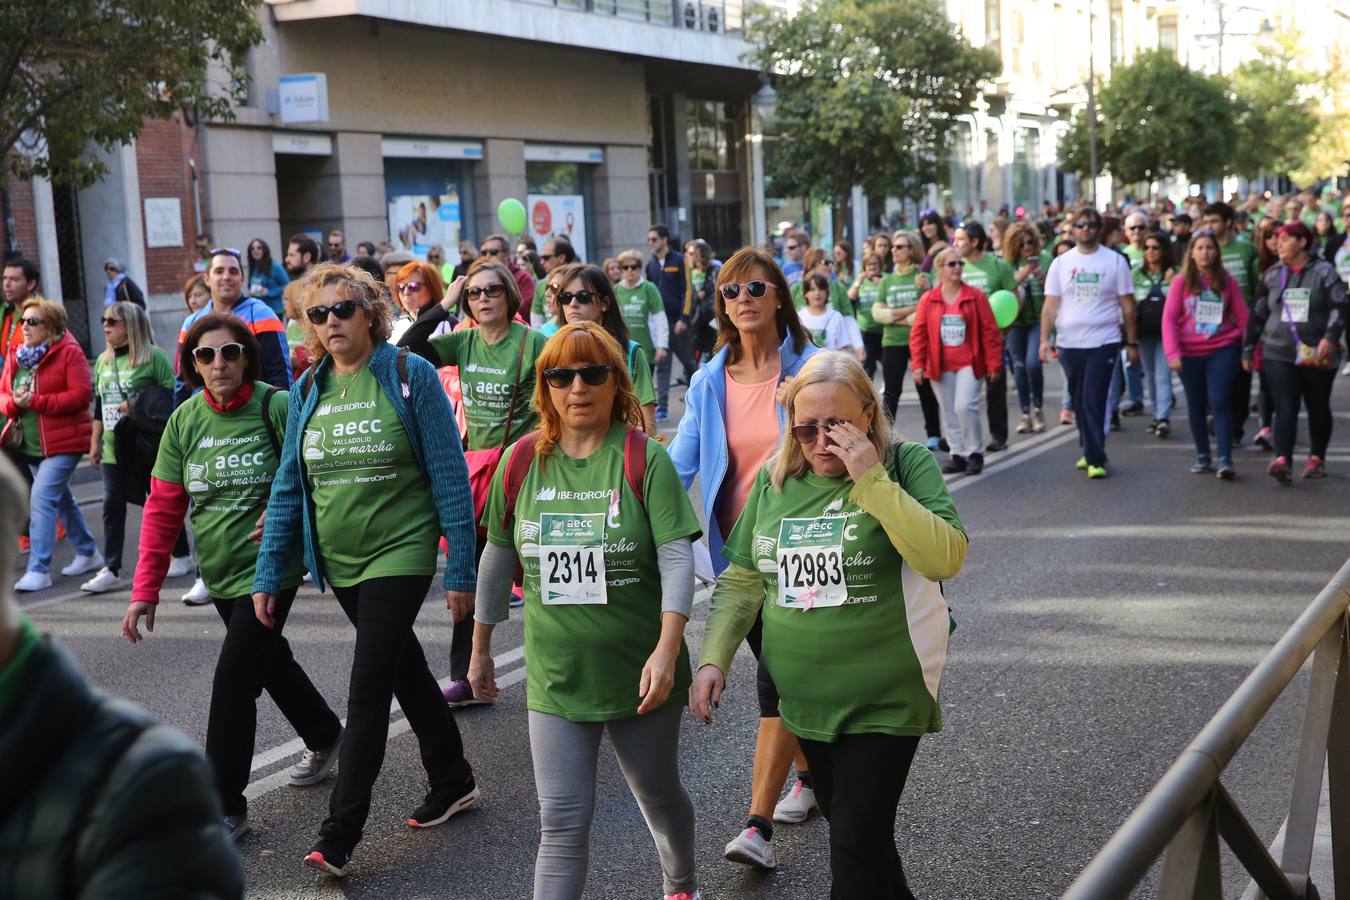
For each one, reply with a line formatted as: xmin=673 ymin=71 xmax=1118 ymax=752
xmin=101 ymin=462 xmax=189 ymax=574
xmin=323 ymin=574 xmax=473 ymax=850
xmin=861 ymin=330 xmax=883 ymax=379
xmin=743 ymin=612 xmax=782 ymax=718
xmin=1262 ymin=359 xmax=1335 ymax=459
xmin=207 ymin=588 xmax=341 ymax=816
xmin=881 ymin=345 xmax=942 ymax=438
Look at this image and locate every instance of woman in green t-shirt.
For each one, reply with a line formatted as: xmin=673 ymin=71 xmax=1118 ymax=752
xmin=84 ymin=302 xmax=184 ymax=593
xmin=691 ymin=350 xmax=968 ymax=899
xmin=122 ymin=313 xmax=342 ymax=842
xmin=872 ymin=232 xmax=943 ymax=448
xmin=613 ymin=248 xmax=670 ymax=371
xmin=469 ymin=322 xmax=703 ymax=900
xmin=848 ymin=252 xmax=886 ymax=379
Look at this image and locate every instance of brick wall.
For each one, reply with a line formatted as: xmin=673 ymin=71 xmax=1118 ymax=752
xmin=1 ymin=173 xmax=39 ymax=263
xmin=135 ymin=113 xmax=205 ymax=295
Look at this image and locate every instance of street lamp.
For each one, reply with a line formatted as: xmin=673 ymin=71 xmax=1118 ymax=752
xmin=1087 ymin=0 xmax=1098 ymax=206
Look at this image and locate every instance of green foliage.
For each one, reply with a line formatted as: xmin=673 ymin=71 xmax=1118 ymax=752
xmin=1229 ymin=30 xmax=1321 ymax=179
xmin=746 ymin=0 xmax=1000 ymax=201
xmin=1059 ymin=49 xmax=1235 ymax=185
xmin=1 ymin=0 xmax=263 ymax=187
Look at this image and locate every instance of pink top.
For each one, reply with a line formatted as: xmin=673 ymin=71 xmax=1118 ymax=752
xmin=1162 ymin=271 xmax=1249 ymax=361
xmin=718 ymin=372 xmax=780 ymax=539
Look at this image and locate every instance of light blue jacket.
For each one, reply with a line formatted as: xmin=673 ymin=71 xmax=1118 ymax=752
xmin=668 ymin=335 xmax=819 ymax=572
xmin=253 ymin=341 xmax=477 ymax=595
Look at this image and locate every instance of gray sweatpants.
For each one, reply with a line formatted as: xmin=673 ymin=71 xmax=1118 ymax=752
xmin=528 ymin=702 xmax=697 ymax=899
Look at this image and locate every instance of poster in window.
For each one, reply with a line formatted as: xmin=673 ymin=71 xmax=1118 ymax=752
xmin=527 ymin=194 xmax=587 ymax=263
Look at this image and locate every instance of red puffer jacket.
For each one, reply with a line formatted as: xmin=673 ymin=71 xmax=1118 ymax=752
xmin=0 ymin=330 xmax=93 ymax=457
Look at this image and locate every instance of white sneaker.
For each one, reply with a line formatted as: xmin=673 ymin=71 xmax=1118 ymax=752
xmin=724 ymin=825 xmax=776 ymax=869
xmin=81 ymin=567 xmax=125 ymax=594
xmin=167 ymin=555 xmax=194 ymax=578
xmin=60 ymin=552 xmax=104 ymax=577
xmin=182 ymin=577 xmax=211 ymax=606
xmin=772 ymin=778 xmax=817 ymax=824
xmin=14 ymin=571 xmax=53 ymax=592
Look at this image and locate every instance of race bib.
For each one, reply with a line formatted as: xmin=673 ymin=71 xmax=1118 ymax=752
xmin=1284 ymin=288 xmax=1311 ymax=323
xmin=1193 ymin=292 xmax=1224 ymax=333
xmin=776 ymin=516 xmax=847 ymax=610
xmin=1074 ymin=272 xmax=1101 ymax=304
xmin=540 ymin=512 xmax=607 ymax=605
xmin=100 ymin=393 xmax=125 ymax=430
xmin=940 ymin=314 xmax=966 ymax=347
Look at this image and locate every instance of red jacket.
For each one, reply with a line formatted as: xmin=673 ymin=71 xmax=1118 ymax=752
xmin=909 ymin=284 xmax=1005 ymax=380
xmin=0 ymin=330 xmax=93 ymax=456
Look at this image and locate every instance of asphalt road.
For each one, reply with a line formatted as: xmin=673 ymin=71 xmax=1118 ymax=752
xmin=18 ymin=367 xmax=1350 ymax=900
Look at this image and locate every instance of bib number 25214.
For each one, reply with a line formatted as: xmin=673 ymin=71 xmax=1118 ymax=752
xmin=776 ymin=516 xmax=848 ymax=609
xmin=540 ymin=512 xmax=607 ymax=605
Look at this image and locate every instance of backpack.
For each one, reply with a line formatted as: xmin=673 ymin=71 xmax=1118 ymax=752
xmin=499 ymin=426 xmax=650 ymax=533
xmin=259 ymin=387 xmax=281 ymax=455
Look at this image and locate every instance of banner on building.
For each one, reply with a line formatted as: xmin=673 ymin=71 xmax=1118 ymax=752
xmin=527 ymin=194 xmax=587 ymax=263
xmin=388 ymin=189 xmax=463 ymax=265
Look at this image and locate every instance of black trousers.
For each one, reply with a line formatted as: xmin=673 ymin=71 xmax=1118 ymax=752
xmin=448 ymin=533 xmax=491 ymax=682
xmin=986 ymin=366 xmax=1009 ymax=444
xmin=207 ymin=589 xmax=341 ymax=816
xmin=323 ymin=574 xmax=472 ymax=850
xmin=5 ymin=446 xmax=33 ymax=537
xmin=1230 ymin=365 xmax=1254 ymax=439
xmin=101 ymin=462 xmax=189 ymax=574
xmin=881 ymin=345 xmax=942 ymax=439
xmin=742 ymin=611 xmax=782 ymax=719
xmin=861 ymin=330 xmax=883 ymax=379
xmin=798 ymin=733 xmax=921 ymax=900
xmin=1262 ymin=359 xmax=1336 ymax=459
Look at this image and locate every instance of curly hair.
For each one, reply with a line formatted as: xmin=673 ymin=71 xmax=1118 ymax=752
xmin=298 ymin=263 xmax=394 ymax=365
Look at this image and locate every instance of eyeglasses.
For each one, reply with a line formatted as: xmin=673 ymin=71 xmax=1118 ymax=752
xmin=719 ymin=280 xmax=771 ymax=301
xmin=785 ymin=244 xmax=800 ymax=251
xmin=104 ymin=265 xmax=118 ymax=272
xmin=558 ymin=290 xmax=597 ymax=305
xmin=620 ymin=263 xmax=641 ymax=271
xmin=465 ymin=283 xmax=507 ymax=301
xmin=539 ymin=252 xmax=558 ymax=261
xmin=543 ymin=364 xmax=615 ymax=389
xmin=790 ymin=417 xmax=848 ymax=444
xmin=647 ymin=236 xmax=661 ymax=244
xmin=191 ymin=343 xmax=245 ymax=366
xmin=944 ymin=261 xmax=965 ymax=269
xmin=1074 ymin=220 xmax=1101 ymax=230
xmin=304 ymin=300 xmax=361 ymax=324
xmin=397 ymin=281 xmax=424 ymax=293
xmin=1126 ymin=225 xmax=1146 ymax=232
xmin=20 ymin=317 xmax=45 ymax=327
xmin=479 ymin=246 xmax=507 ymax=257
xmin=101 ymin=317 xmax=122 ymax=326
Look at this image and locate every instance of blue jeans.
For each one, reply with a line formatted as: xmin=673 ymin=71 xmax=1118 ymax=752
xmin=1178 ymin=343 xmax=1241 ymax=465
xmin=27 ymin=453 xmax=97 ymax=574
xmin=1005 ymin=324 xmax=1043 ymax=412
xmin=1059 ymin=344 xmax=1119 ymax=467
xmin=1138 ymin=339 xmax=1174 ymax=421
xmin=1125 ymin=356 xmax=1145 ymax=405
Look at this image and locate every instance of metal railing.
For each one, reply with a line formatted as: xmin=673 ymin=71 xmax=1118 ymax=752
xmin=518 ymin=0 xmax=790 ymax=34
xmin=1063 ymin=558 xmax=1350 ymax=899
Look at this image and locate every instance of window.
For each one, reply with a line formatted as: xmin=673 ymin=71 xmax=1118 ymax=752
xmin=1109 ymin=0 xmax=1124 ymax=66
xmin=985 ymin=0 xmax=1001 ymax=49
xmin=1011 ymin=10 xmax=1024 ymax=74
xmin=685 ymin=99 xmax=737 ymax=171
xmin=1158 ymin=14 xmax=1178 ymax=57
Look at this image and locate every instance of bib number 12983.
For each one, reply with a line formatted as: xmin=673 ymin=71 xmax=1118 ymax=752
xmin=776 ymin=516 xmax=848 ymax=609
xmin=540 ymin=512 xmax=607 ymax=605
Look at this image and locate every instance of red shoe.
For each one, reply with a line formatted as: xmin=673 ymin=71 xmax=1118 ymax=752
xmin=1302 ymin=456 xmax=1326 ymax=479
xmin=1267 ymin=456 xmax=1292 ymax=485
xmin=17 ymin=535 xmax=30 ymax=555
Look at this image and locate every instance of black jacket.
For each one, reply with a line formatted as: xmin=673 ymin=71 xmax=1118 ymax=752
xmin=0 ymin=636 xmax=243 ymax=899
xmin=113 ymin=277 xmax=145 ymax=308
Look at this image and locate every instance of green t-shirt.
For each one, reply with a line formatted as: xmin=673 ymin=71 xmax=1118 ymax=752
xmin=10 ymin=367 xmax=39 ymax=458
xmin=1220 ymin=239 xmax=1260 ymax=308
xmin=790 ymin=280 xmax=853 ymax=319
xmin=1014 ymin=270 xmax=1046 ymax=327
xmin=614 ymin=280 xmax=666 ymax=361
xmin=426 ymin=323 xmax=546 ymax=451
xmin=531 ymin=278 xmax=551 ymax=325
xmin=854 ymin=277 xmax=883 ymax=334
xmin=1123 ymin=244 xmax=1146 ymax=270
xmin=723 ymin=450 xmax=962 ymax=741
xmin=484 ymin=422 xmax=702 ymax=721
xmin=153 ymin=383 xmax=303 ymax=598
xmin=303 ymin=367 xmax=440 ymax=588
xmin=93 ymin=347 xmax=174 ymax=463
xmin=879 ymin=270 xmax=924 ymax=348
xmin=627 ymin=342 xmax=656 ymax=406
xmin=285 ymin=319 xmax=306 ymax=351
xmin=961 ymin=253 xmax=1016 ymax=296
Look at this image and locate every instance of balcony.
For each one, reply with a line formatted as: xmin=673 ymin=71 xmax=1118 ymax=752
xmin=519 ymin=0 xmax=786 ymax=34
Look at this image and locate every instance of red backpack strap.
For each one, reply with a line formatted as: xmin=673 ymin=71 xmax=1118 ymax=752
xmin=623 ymin=427 xmax=649 ymax=505
xmin=501 ymin=430 xmax=541 ymax=531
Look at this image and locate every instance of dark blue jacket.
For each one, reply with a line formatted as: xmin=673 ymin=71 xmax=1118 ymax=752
xmin=646 ymin=250 xmax=687 ymax=321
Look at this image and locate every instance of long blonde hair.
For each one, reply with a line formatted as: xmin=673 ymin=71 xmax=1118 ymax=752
xmin=770 ymin=350 xmax=894 ymax=489
xmin=98 ymin=301 xmax=155 ymax=367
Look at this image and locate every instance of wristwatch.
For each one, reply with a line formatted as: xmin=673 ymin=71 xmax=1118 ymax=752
xmin=1125 ymin=341 xmax=1140 ymax=348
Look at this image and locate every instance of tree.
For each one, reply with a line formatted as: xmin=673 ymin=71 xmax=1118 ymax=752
xmin=746 ymin=0 xmax=1000 ymax=203
xmin=1 ymin=0 xmax=263 ymax=187
xmin=1059 ymin=50 xmax=1236 ymax=186
xmin=1229 ymin=30 xmax=1319 ymax=179
xmin=1293 ymin=41 xmax=1350 ymax=185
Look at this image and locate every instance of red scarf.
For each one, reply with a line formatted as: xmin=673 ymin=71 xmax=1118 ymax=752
xmin=203 ymin=381 xmax=255 ymax=413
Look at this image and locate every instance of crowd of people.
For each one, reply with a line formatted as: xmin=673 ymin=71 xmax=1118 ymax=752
xmin=1 ymin=182 xmax=1348 ymax=898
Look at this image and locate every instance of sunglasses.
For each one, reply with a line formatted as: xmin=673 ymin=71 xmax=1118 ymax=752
xmin=539 ymin=252 xmax=558 ymax=261
xmin=790 ymin=418 xmax=848 ymax=444
xmin=20 ymin=317 xmax=46 ymax=327
xmin=101 ymin=317 xmax=122 ymax=326
xmin=1126 ymin=225 xmax=1146 ymax=231
xmin=647 ymin=236 xmax=661 ymax=243
xmin=466 ymin=283 xmax=507 ymax=301
xmin=210 ymin=247 xmax=241 ymax=259
xmin=785 ymin=244 xmax=800 ymax=251
xmin=543 ymin=364 xmax=615 ymax=389
xmin=397 ymin=281 xmax=424 ymax=293
xmin=945 ymin=261 xmax=965 ymax=268
xmin=1074 ymin=220 xmax=1101 ymax=230
xmin=558 ymin=290 xmax=598 ymax=305
xmin=479 ymin=246 xmax=507 ymax=257
xmin=305 ymin=300 xmax=361 ymax=324
xmin=719 ymin=280 xmax=770 ymax=301
xmin=192 ymin=342 xmax=245 ymax=366
xmin=620 ymin=264 xmax=641 ymax=271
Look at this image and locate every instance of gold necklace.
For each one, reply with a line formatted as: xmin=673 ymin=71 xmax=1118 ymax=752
xmin=335 ymin=367 xmax=363 ymax=399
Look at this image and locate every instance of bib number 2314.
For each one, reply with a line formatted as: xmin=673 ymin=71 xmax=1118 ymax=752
xmin=776 ymin=516 xmax=848 ymax=610
xmin=540 ymin=512 xmax=607 ymax=605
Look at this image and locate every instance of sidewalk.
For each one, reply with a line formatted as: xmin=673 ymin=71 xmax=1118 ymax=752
xmin=1240 ymin=766 xmax=1335 ymax=900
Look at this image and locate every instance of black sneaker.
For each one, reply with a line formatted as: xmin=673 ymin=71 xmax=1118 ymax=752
xmin=303 ymin=840 xmax=350 ymax=877
xmin=1110 ymin=411 xmax=1122 ymax=431
xmin=966 ymin=453 xmax=984 ymax=475
xmin=223 ymin=813 xmax=250 ymax=842
xmin=1120 ymin=401 xmax=1145 ymax=416
xmin=408 ymin=776 xmax=481 ymax=828
xmin=985 ymin=439 xmax=1007 ymax=453
xmin=1155 ymin=419 xmax=1170 ymax=439
xmin=941 ymin=455 xmax=968 ymax=475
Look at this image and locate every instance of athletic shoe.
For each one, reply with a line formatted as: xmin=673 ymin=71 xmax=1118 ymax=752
xmin=724 ymin=826 xmax=777 ymax=869
xmin=1031 ymin=408 xmax=1045 ymax=432
xmin=14 ymin=571 xmax=52 ymax=592
xmin=985 ymin=439 xmax=1007 ymax=453
xmin=1076 ymin=456 xmax=1088 ymax=470
xmin=1155 ymin=419 xmax=1170 ymax=439
xmin=290 ymin=729 xmax=342 ymax=786
xmin=1342 ymin=361 xmax=1350 ymax=376
xmin=1216 ymin=462 xmax=1236 ymax=480
xmin=1302 ymin=456 xmax=1326 ymax=479
xmin=966 ymin=452 xmax=985 ymax=475
xmin=1120 ymin=401 xmax=1145 ymax=416
xmin=166 ymin=555 xmax=194 ymax=578
xmin=1060 ymin=410 xmax=1075 ymax=426
xmin=509 ymin=588 xmax=525 ymax=609
xmin=60 ymin=552 xmax=103 ymax=578
xmin=408 ymin=776 xmax=480 ymax=828
xmin=1254 ymin=427 xmax=1274 ymax=451
xmin=1191 ymin=459 xmax=1213 ymax=474
xmin=926 ymin=436 xmax=949 ymax=453
xmin=938 ymin=437 xmax=950 ymax=452
xmin=941 ymin=455 xmax=967 ymax=475
xmin=442 ymin=679 xmax=486 ymax=707
xmin=81 ymin=567 xmax=124 ymax=594
xmin=17 ymin=535 xmax=29 ymax=556
xmin=303 ymin=841 xmax=349 ymax=877
xmin=182 ymin=577 xmax=211 ymax=606
xmin=223 ymin=813 xmax=250 ymax=842
xmin=654 ymin=408 xmax=669 ymax=422
xmin=302 ymin=570 xmax=313 ymax=583
xmin=664 ymin=892 xmax=702 ymax=900
xmin=1016 ymin=414 xmax=1032 ymax=434
xmin=1110 ymin=411 xmax=1121 ymax=431
xmin=772 ymin=779 xmax=817 ymax=824
xmin=1268 ymin=456 xmax=1293 ymax=485
xmin=1087 ymin=465 xmax=1108 ymax=479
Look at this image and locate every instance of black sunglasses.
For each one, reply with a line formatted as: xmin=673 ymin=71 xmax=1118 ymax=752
xmin=1074 ymin=220 xmax=1101 ymax=230
xmin=192 ymin=342 xmax=245 ymax=365
xmin=479 ymin=246 xmax=507 ymax=257
xmin=790 ymin=418 xmax=848 ymax=444
xmin=101 ymin=316 xmax=122 ymax=326
xmin=20 ymin=316 xmax=46 ymax=327
xmin=620 ymin=264 xmax=641 ymax=271
xmin=210 ymin=247 xmax=242 ymax=259
xmin=558 ymin=290 xmax=598 ymax=305
xmin=465 ymin=283 xmax=507 ymax=300
xmin=543 ymin=364 xmax=615 ymax=389
xmin=305 ymin=300 xmax=361 ymax=324
xmin=719 ymin=280 xmax=770 ymax=301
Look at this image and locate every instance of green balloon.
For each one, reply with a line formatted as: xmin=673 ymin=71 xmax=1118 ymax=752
xmin=497 ymin=198 xmax=527 ymax=234
xmin=989 ymin=289 xmax=1018 ymax=329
